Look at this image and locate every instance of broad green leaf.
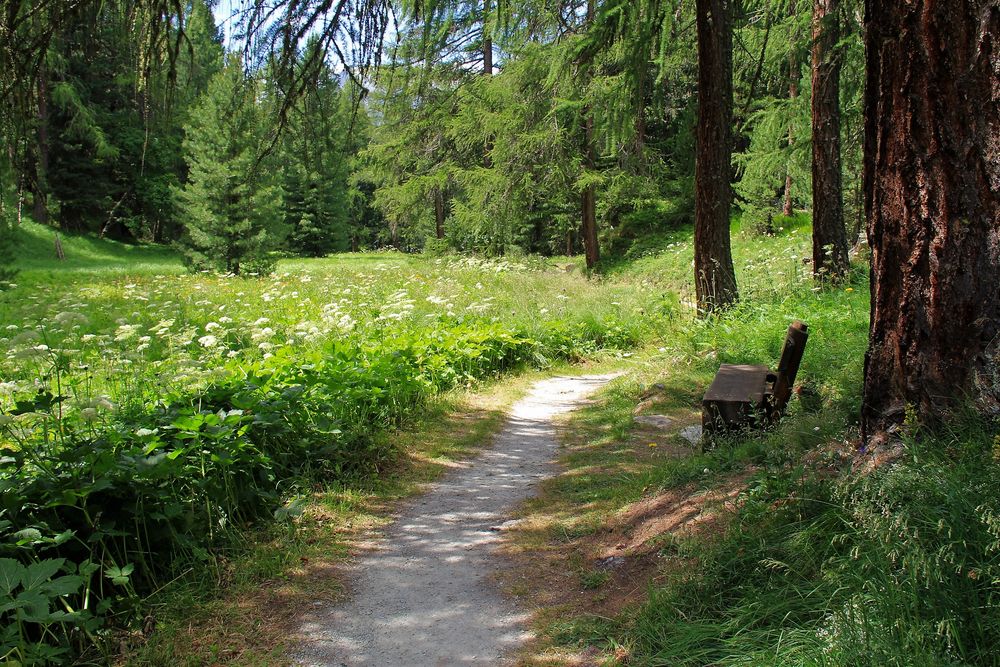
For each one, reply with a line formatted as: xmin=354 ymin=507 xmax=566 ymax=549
xmin=14 ymin=590 xmax=49 ymax=622
xmin=22 ymin=559 xmax=64 ymax=591
xmin=0 ymin=559 xmax=24 ymax=595
xmin=105 ymin=563 xmax=134 ymax=586
xmin=40 ymin=575 xmax=84 ymax=597
xmin=52 ymin=530 xmax=74 ymax=546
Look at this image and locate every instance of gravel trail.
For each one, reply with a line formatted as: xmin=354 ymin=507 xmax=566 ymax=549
xmin=293 ymin=374 xmax=617 ymax=667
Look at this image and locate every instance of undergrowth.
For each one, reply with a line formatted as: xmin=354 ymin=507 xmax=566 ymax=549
xmin=617 ymin=418 xmax=1000 ymax=667
xmin=526 ymin=220 xmax=1000 ymax=666
xmin=0 ymin=247 xmax=657 ymax=664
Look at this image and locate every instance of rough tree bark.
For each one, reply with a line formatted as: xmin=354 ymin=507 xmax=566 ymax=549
xmin=783 ymin=0 xmax=799 ymax=217
xmin=694 ymin=0 xmax=737 ymax=312
xmin=433 ymin=186 xmax=445 ymax=240
xmin=32 ymin=68 xmax=50 ymax=225
xmin=581 ymin=0 xmax=599 ymax=269
xmin=482 ymin=0 xmax=493 ymax=76
xmin=582 ymin=115 xmax=598 ymax=268
xmin=861 ymin=0 xmax=1000 ymax=443
xmin=811 ymin=0 xmax=849 ymax=280
xmin=482 ymin=0 xmax=494 ymax=169
xmin=635 ymin=62 xmax=646 ymax=167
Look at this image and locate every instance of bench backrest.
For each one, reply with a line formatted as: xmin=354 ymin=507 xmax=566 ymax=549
xmin=770 ymin=321 xmax=808 ymax=415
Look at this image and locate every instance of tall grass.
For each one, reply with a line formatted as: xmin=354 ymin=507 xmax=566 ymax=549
xmin=0 ymin=242 xmax=662 ymax=664
xmin=545 ymin=220 xmax=1000 ymax=667
xmin=618 ymin=419 xmax=1000 ymax=667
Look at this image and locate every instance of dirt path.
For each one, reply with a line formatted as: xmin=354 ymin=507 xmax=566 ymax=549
xmin=292 ymin=374 xmax=617 ymax=666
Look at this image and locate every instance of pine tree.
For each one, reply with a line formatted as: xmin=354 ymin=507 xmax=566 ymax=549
xmin=694 ymin=0 xmax=738 ymax=312
xmin=174 ymin=58 xmax=285 ymax=275
xmin=280 ymin=44 xmax=353 ymax=257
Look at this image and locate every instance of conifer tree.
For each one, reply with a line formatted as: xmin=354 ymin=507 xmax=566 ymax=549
xmin=810 ymin=0 xmax=849 ymax=280
xmin=174 ymin=57 xmax=285 ymax=275
xmin=694 ymin=0 xmax=738 ymax=312
xmin=281 ymin=44 xmax=353 ymax=256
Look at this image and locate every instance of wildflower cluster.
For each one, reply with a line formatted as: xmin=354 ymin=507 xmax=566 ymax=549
xmin=0 ymin=254 xmax=656 ymax=663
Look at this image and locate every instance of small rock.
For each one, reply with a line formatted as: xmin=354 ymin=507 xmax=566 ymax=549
xmin=634 ymin=414 xmax=674 ymax=429
xmin=679 ymin=425 xmax=703 ymax=446
xmin=596 ymin=556 xmax=625 ymax=570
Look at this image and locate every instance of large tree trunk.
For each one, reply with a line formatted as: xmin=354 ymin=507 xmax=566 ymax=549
xmin=635 ymin=62 xmax=646 ymax=168
xmin=582 ymin=110 xmax=599 ymax=269
xmin=783 ymin=0 xmax=799 ymax=217
xmin=482 ymin=0 xmax=493 ymax=76
xmin=811 ymin=0 xmax=849 ymax=280
xmin=482 ymin=0 xmax=494 ymax=169
xmin=861 ymin=0 xmax=1000 ymax=443
xmin=581 ymin=0 xmax=599 ymax=269
xmin=694 ymin=0 xmax=737 ymax=312
xmin=433 ymin=186 xmax=445 ymax=240
xmin=32 ymin=68 xmax=50 ymax=225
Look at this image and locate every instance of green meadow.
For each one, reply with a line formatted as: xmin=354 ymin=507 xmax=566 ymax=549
xmin=3 ymin=220 xmax=999 ymax=666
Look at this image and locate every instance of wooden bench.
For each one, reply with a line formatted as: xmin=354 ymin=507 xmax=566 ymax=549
xmin=702 ymin=321 xmax=809 ymax=434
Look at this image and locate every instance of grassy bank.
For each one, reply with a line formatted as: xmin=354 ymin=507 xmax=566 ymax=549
xmin=127 ymin=367 xmax=563 ymax=665
xmin=0 ymin=232 xmax=660 ymax=664
xmin=505 ymin=219 xmax=1000 ymax=666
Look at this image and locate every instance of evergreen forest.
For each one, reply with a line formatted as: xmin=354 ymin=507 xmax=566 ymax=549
xmin=0 ymin=1 xmax=997 ymax=665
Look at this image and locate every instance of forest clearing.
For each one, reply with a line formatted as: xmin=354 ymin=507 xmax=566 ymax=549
xmin=1 ymin=0 xmax=998 ymax=665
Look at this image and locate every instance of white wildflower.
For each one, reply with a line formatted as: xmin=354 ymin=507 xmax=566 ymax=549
xmin=114 ymin=324 xmax=140 ymax=341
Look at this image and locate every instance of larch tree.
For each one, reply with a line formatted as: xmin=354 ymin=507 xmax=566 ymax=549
xmin=694 ymin=0 xmax=738 ymax=312
xmin=861 ymin=0 xmax=1000 ymax=443
xmin=580 ymin=0 xmax=600 ymax=269
xmin=783 ymin=0 xmax=800 ymax=217
xmin=810 ymin=0 xmax=849 ymax=280
xmin=482 ymin=0 xmax=494 ymax=171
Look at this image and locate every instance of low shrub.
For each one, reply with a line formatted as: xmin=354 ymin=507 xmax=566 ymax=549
xmin=0 ymin=315 xmax=637 ymax=663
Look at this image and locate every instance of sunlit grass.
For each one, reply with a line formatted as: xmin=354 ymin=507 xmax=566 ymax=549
xmin=512 ymin=223 xmax=1000 ymax=667
xmin=1 ymin=248 xmax=658 ymax=417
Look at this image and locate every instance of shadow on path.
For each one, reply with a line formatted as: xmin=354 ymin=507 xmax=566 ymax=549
xmin=293 ymin=374 xmax=618 ymax=667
